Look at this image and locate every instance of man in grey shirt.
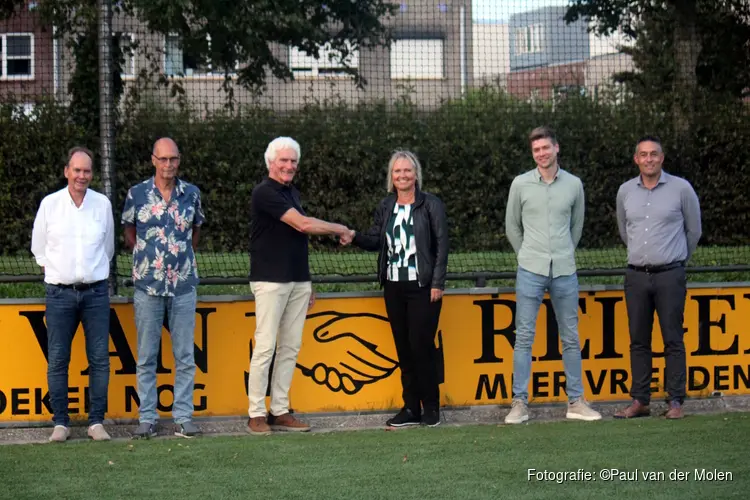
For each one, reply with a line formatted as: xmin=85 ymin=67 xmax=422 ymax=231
xmin=503 ymin=126 xmax=601 ymax=424
xmin=614 ymin=136 xmax=701 ymax=420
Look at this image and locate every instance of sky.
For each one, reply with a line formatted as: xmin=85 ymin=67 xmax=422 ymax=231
xmin=473 ymin=0 xmax=569 ymax=22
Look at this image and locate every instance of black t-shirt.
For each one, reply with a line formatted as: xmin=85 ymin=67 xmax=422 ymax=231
xmin=249 ymin=178 xmax=310 ymax=282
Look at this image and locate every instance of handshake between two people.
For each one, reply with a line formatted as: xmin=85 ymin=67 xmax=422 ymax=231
xmin=335 ymin=226 xmax=356 ymax=246
xmin=329 ymin=222 xmax=443 ymax=302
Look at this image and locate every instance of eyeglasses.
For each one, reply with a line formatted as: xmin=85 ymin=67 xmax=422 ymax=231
xmin=152 ymin=154 xmax=181 ymax=164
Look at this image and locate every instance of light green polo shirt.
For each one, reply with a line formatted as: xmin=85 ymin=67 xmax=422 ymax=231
xmin=504 ymin=167 xmax=585 ymax=278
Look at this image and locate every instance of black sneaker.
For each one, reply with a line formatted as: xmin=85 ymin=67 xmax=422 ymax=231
xmin=422 ymin=409 xmax=441 ymax=427
xmin=386 ymin=408 xmax=421 ymax=427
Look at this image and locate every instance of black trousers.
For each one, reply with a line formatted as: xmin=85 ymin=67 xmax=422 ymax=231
xmin=624 ymin=266 xmax=687 ymax=405
xmin=383 ymin=281 xmax=443 ymax=413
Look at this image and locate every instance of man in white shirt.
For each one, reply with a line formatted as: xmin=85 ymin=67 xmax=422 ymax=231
xmin=31 ymin=147 xmax=115 ymax=442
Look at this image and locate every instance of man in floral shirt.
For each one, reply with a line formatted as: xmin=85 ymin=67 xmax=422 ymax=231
xmin=122 ymin=137 xmax=205 ymax=439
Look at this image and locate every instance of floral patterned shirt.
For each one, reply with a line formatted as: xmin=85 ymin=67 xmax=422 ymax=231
xmin=121 ymin=177 xmax=205 ymax=296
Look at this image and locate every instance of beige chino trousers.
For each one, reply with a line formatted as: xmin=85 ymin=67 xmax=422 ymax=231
xmin=247 ymin=281 xmax=312 ymax=418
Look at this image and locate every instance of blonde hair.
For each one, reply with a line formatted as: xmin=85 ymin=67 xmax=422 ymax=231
xmin=386 ymin=150 xmax=423 ymax=192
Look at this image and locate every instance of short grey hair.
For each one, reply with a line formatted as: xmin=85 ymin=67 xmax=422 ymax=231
xmin=265 ymin=137 xmax=301 ymax=170
xmin=386 ymin=150 xmax=423 ymax=192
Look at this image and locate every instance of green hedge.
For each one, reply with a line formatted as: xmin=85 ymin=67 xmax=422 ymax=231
xmin=2 ymin=90 xmax=748 ymax=257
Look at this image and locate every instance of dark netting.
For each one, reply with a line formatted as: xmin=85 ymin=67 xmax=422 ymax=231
xmin=2 ymin=1 xmax=750 ymax=285
xmin=4 ymin=245 xmax=750 ymax=283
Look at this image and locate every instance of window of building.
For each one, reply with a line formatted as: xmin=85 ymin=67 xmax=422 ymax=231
xmin=164 ymin=34 xmax=234 ymax=77
xmin=554 ymin=85 xmax=585 ymax=99
xmin=390 ymin=39 xmax=444 ymax=79
xmin=164 ymin=34 xmax=239 ymax=77
xmin=514 ymin=24 xmax=543 ymax=55
xmin=116 ymin=33 xmax=135 ymax=79
xmin=288 ymin=42 xmax=358 ymax=77
xmin=165 ymin=34 xmax=207 ymax=76
xmin=552 ymin=84 xmax=585 ymax=109
xmin=0 ymin=33 xmax=34 ymax=80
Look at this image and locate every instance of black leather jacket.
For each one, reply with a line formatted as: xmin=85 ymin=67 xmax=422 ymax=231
xmin=353 ymin=189 xmax=448 ymax=289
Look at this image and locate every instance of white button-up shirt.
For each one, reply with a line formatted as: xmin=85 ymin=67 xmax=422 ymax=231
xmin=31 ymin=187 xmax=115 ymax=285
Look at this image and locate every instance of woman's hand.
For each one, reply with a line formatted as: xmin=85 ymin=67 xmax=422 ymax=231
xmin=430 ymin=288 xmax=443 ymax=302
xmin=340 ymin=229 xmax=355 ymax=245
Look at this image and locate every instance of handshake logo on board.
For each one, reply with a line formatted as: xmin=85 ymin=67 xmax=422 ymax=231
xmin=245 ymin=311 xmax=445 ymax=395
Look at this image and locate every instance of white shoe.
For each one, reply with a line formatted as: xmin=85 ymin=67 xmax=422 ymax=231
xmin=504 ymin=399 xmax=530 ymax=424
xmin=87 ymin=423 xmax=111 ymax=441
xmin=49 ymin=425 xmax=70 ymax=442
xmin=566 ymin=399 xmax=602 ymax=421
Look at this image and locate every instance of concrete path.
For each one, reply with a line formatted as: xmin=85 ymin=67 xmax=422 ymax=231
xmin=2 ymin=396 xmax=748 ymax=445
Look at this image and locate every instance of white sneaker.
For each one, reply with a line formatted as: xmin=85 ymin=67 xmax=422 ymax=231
xmin=49 ymin=425 xmax=70 ymax=442
xmin=504 ymin=399 xmax=529 ymax=424
xmin=87 ymin=423 xmax=111 ymax=441
xmin=566 ymin=399 xmax=602 ymax=421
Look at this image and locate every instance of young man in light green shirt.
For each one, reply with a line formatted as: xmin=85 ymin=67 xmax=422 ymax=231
xmin=503 ymin=126 xmax=601 ymax=424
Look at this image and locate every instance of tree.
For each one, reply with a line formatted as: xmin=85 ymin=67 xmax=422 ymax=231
xmin=0 ymin=0 xmax=19 ymax=19
xmin=2 ymin=0 xmax=396 ymax=89
xmin=565 ymin=1 xmax=750 ymax=137
xmin=67 ymin=25 xmax=125 ymax=138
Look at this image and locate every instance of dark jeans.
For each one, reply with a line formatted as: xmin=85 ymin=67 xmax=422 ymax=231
xmin=383 ymin=281 xmax=442 ymax=414
xmin=624 ymin=266 xmax=687 ymax=405
xmin=45 ymin=281 xmax=110 ymax=426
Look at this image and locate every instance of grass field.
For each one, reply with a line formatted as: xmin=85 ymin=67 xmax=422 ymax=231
xmin=1 ymin=413 xmax=748 ymax=499
xmin=1 ymin=246 xmax=749 ymax=298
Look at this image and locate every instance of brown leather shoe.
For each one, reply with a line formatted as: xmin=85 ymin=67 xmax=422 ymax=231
xmin=247 ymin=417 xmax=272 ymax=435
xmin=613 ymin=400 xmax=650 ymax=419
xmin=665 ymin=401 xmax=684 ymax=419
xmin=268 ymin=413 xmax=311 ymax=432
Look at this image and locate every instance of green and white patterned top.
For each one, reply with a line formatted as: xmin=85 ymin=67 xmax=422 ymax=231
xmin=386 ymin=203 xmax=419 ymax=281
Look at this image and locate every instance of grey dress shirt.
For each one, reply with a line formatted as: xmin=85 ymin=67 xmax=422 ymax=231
xmin=616 ymin=171 xmax=701 ymax=267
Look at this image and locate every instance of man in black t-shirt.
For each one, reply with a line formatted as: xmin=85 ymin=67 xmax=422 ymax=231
xmin=247 ymin=136 xmax=352 ymax=435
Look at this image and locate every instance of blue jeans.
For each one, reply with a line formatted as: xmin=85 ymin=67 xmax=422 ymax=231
xmin=45 ymin=281 xmax=110 ymax=426
xmin=513 ymin=267 xmax=584 ymax=403
xmin=134 ymin=288 xmax=197 ymax=425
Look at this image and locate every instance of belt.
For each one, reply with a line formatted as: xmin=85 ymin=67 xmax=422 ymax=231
xmin=627 ymin=261 xmax=684 ymax=274
xmin=54 ymin=280 xmax=107 ymax=291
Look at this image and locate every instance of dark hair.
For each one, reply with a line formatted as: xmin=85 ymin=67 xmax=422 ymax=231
xmin=66 ymin=146 xmax=94 ymax=166
xmin=529 ymin=126 xmax=557 ymax=145
xmin=634 ymin=135 xmax=662 ymax=154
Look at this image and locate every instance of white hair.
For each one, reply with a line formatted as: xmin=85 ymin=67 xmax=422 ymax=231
xmin=386 ymin=150 xmax=423 ymax=192
xmin=265 ymin=137 xmax=301 ymax=170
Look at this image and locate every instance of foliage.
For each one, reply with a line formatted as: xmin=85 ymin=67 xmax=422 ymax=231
xmin=0 ymin=98 xmax=86 ymax=254
xmin=1 ymin=0 xmax=396 ymax=93
xmin=67 ymin=26 xmax=126 ymax=139
xmin=565 ymin=1 xmax=750 ymax=99
xmin=2 ymin=89 xmax=750 ymax=259
xmin=565 ymin=0 xmax=750 ymax=137
xmin=0 ymin=0 xmax=18 ymax=18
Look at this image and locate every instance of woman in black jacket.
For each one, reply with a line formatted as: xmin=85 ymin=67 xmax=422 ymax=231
xmin=345 ymin=150 xmax=448 ymax=427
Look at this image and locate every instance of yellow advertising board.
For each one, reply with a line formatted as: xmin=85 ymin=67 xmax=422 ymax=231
xmin=1 ymin=287 xmax=749 ymax=423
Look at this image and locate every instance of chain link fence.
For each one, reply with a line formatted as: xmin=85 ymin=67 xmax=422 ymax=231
xmin=2 ymin=1 xmax=749 ymax=287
